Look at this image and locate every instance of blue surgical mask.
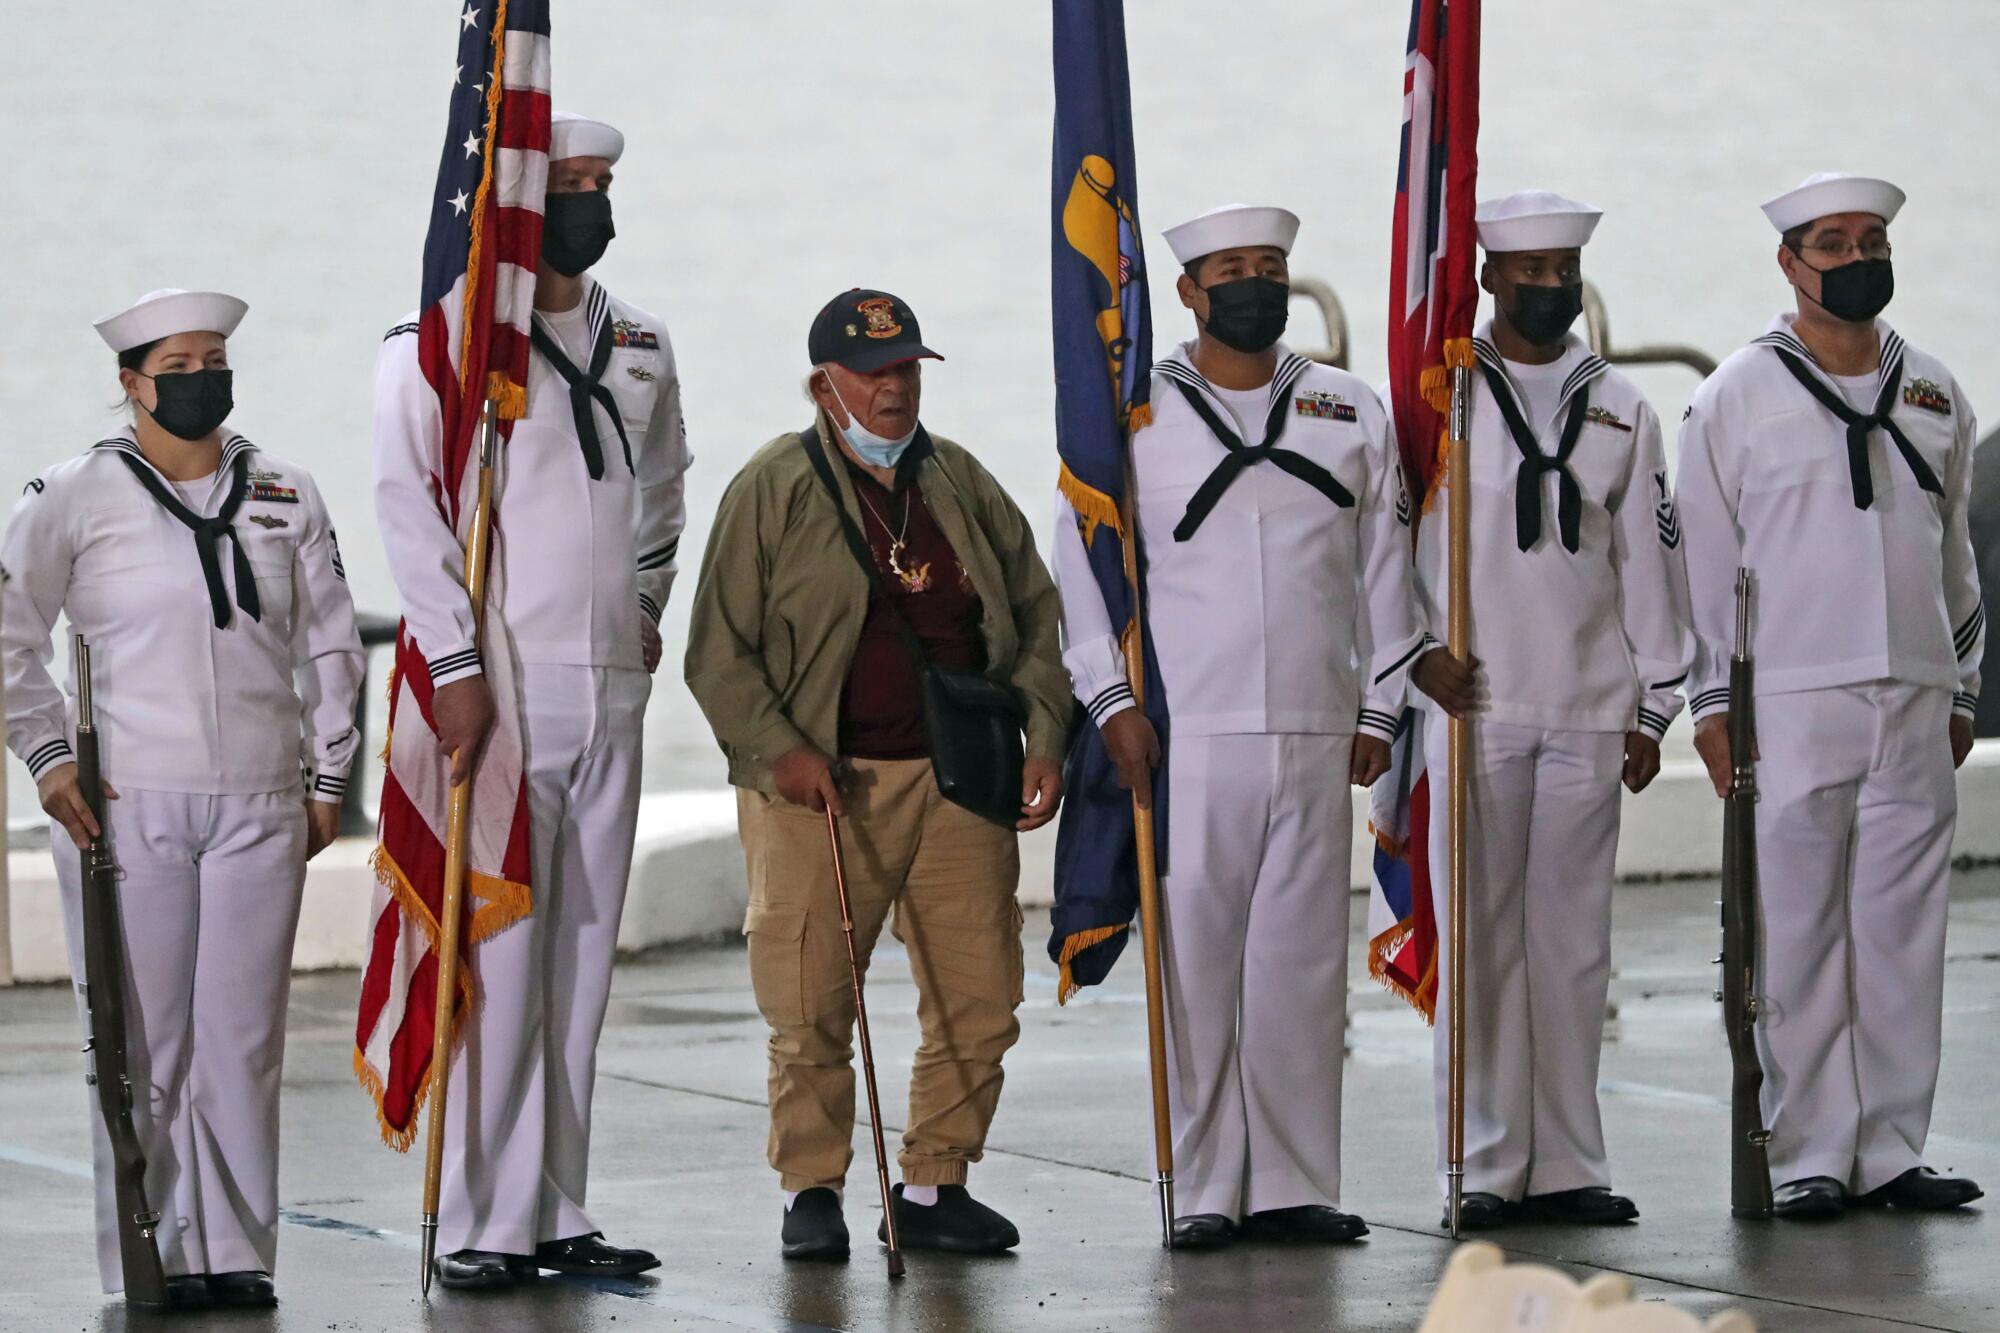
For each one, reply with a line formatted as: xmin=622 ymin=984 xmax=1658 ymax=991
xmin=831 ymin=383 xmax=918 ymax=468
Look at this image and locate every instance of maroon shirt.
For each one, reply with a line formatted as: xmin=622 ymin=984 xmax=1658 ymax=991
xmin=840 ymin=467 xmax=986 ymax=759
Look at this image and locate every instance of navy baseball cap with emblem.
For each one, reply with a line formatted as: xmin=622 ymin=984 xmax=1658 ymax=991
xmin=808 ymin=288 xmax=944 ymax=373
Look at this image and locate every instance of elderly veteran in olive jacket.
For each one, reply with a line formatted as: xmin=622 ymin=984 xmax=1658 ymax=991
xmin=685 ymin=288 xmax=1071 ymax=1263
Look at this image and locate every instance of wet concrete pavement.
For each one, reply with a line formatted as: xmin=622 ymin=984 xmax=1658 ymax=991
xmin=2 ymin=869 xmax=1996 ymax=1332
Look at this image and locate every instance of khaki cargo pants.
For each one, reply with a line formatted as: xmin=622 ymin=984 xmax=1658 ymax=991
xmin=737 ymin=757 xmax=1024 ymax=1191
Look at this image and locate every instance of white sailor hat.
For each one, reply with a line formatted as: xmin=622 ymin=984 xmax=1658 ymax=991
xmin=550 ymin=111 xmax=624 ymax=164
xmin=1163 ymin=204 xmax=1300 ymax=265
xmin=1760 ymin=172 xmax=1904 ymax=233
xmin=1475 ymin=191 xmax=1602 ymax=252
xmin=93 ymin=289 xmax=248 ymax=353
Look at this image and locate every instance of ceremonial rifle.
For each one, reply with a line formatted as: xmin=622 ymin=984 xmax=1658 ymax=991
xmin=73 ymin=634 xmax=170 ymax=1305
xmin=1719 ymin=569 xmax=1774 ymax=1218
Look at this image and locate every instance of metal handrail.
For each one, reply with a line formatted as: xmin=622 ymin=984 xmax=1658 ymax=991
xmin=341 ymin=613 xmax=401 ymax=836
xmin=1289 ymin=277 xmax=1350 ymax=370
xmin=1581 ymin=279 xmax=1717 ymax=379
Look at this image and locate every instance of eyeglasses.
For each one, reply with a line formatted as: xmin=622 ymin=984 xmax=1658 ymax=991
xmin=1795 ymin=238 xmax=1893 ymax=262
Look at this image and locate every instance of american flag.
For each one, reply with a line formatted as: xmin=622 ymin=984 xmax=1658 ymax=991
xmin=1371 ymin=0 xmax=1479 ymax=1021
xmin=355 ymin=0 xmax=550 ymax=1149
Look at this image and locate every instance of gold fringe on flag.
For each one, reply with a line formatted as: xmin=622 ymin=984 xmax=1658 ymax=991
xmin=1055 ymin=923 xmax=1129 ymax=1005
xmin=1420 ymin=337 xmax=1477 ymax=512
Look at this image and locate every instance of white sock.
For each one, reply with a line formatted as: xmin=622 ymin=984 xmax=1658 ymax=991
xmin=784 ymin=1188 xmax=843 ymax=1213
xmin=902 ymin=1184 xmax=940 ymax=1207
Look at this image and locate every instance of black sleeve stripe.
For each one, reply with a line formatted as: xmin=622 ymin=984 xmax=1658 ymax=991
xmin=638 ymin=593 xmax=662 ymax=623
xmin=1648 ymin=671 xmax=1689 ymax=691
xmin=1372 ymin=636 xmax=1433 ymax=686
xmin=427 ymin=649 xmax=481 ymax=678
xmin=1954 ymin=606 xmax=1984 ymax=657
xmin=1086 ymin=683 xmax=1134 ymax=725
xmin=637 ymin=538 xmax=681 ymax=572
xmin=25 ymin=738 xmax=74 ymax=777
xmin=1691 ymin=688 xmax=1730 ymax=712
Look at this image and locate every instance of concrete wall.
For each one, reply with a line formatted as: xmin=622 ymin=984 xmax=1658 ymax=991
xmin=6 ymin=749 xmax=1999 ymax=984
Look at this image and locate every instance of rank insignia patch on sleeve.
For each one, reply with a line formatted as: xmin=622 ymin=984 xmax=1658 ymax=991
xmin=1903 ymin=377 xmax=1952 ymax=415
xmin=1584 ymin=405 xmax=1633 ymax=432
xmin=611 ymin=318 xmax=660 ymax=351
xmin=1295 ymin=390 xmax=1357 ymax=421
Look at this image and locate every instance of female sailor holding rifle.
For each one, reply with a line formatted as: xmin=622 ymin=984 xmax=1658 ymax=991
xmin=0 ymin=289 xmax=364 ymax=1311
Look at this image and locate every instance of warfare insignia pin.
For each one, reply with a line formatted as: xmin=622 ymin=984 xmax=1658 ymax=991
xmin=247 ymin=514 xmax=289 ymax=530
xmin=1903 ymin=377 xmax=1952 ymax=415
xmin=626 ymin=364 xmax=657 ymax=383
xmin=1294 ymin=390 xmax=1357 ymax=422
xmin=248 ymin=467 xmax=284 ymax=484
xmin=1584 ymin=405 xmax=1632 ymax=432
xmin=857 ymin=297 xmax=903 ymax=340
xmin=611 ymin=318 xmax=660 ymax=351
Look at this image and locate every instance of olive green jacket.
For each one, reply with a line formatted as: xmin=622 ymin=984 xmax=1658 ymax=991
xmin=684 ymin=422 xmax=1072 ymax=794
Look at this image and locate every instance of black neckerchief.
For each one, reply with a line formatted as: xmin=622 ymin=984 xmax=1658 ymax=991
xmin=1766 ymin=345 xmax=1941 ymax=510
xmin=1479 ymin=361 xmax=1590 ymax=553
xmin=114 ymin=450 xmax=262 ymax=629
xmin=530 ymin=298 xmax=633 ymax=480
xmin=1156 ymin=358 xmax=1354 ymax=542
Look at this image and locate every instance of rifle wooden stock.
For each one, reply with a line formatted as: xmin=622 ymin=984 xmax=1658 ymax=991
xmin=73 ymin=636 xmax=169 ymax=1304
xmin=1719 ymin=572 xmax=1774 ymax=1219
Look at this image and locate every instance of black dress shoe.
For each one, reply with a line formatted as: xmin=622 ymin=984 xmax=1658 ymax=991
xmin=532 ymin=1232 xmax=660 ymax=1278
xmin=1772 ymin=1176 xmax=1846 ymax=1220
xmin=128 ymin=1274 xmax=211 ymax=1312
xmin=209 ymin=1270 xmax=277 ymax=1308
xmin=1520 ymin=1187 xmax=1639 ymax=1225
xmin=1441 ymin=1192 xmax=1514 ymax=1231
xmin=878 ymin=1184 xmax=1019 ymax=1255
xmin=1855 ymin=1167 xmax=1984 ymax=1212
xmin=1170 ymin=1214 xmax=1237 ymax=1250
xmin=434 ymin=1249 xmax=519 ymax=1290
xmin=783 ymin=1188 xmax=850 ymax=1261
xmin=1242 ymin=1205 xmax=1369 ymax=1244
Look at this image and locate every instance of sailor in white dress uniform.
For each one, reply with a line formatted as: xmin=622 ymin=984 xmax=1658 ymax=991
xmin=1412 ymin=193 xmax=1693 ymax=1230
xmin=1052 ymin=204 xmax=1439 ymax=1250
xmin=1 ymin=288 xmax=363 ymax=1310
xmin=372 ymin=113 xmax=691 ymax=1286
xmin=1678 ymin=173 xmax=1984 ymax=1219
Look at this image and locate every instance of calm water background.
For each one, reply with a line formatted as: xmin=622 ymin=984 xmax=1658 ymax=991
xmin=4 ymin=1 xmax=1997 ymax=819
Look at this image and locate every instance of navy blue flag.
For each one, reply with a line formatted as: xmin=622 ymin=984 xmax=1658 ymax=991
xmin=1047 ymin=0 xmax=1168 ymax=1000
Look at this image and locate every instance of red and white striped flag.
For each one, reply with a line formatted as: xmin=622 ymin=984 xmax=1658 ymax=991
xmin=354 ymin=0 xmax=550 ymax=1149
xmin=1371 ymin=0 xmax=1478 ymax=1020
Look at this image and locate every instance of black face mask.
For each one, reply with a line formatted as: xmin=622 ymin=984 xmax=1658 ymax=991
xmin=1506 ymin=281 xmax=1585 ymax=347
xmin=141 ymin=368 xmax=234 ymax=441
xmin=541 ymin=189 xmax=615 ymax=277
xmin=1804 ymin=255 xmax=1894 ymax=324
xmin=1201 ymin=276 xmax=1290 ymax=353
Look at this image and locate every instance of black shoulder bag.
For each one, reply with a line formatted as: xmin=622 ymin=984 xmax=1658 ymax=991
xmin=801 ymin=420 xmax=1026 ymax=828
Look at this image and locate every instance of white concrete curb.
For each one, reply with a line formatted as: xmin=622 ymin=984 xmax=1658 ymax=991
xmin=5 ymin=750 xmax=1999 ymax=985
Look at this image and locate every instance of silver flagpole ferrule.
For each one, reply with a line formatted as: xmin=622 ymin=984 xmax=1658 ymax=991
xmin=1158 ymin=1173 xmax=1175 ymax=1250
xmin=1447 ymin=1169 xmax=1464 ymax=1240
xmin=420 ymin=1214 xmax=438 ymax=1296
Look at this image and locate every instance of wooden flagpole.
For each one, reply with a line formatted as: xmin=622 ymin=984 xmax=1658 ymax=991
xmin=419 ymin=403 xmax=500 ymax=1295
xmin=1116 ymin=470 xmax=1175 ymax=1250
xmin=1444 ymin=363 xmax=1473 ymax=1239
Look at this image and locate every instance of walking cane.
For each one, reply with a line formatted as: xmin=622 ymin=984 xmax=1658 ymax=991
xmin=824 ymin=805 xmax=905 ymax=1279
xmin=1443 ymin=361 xmax=1474 ymax=1240
xmin=419 ymin=404 xmax=501 ymax=1296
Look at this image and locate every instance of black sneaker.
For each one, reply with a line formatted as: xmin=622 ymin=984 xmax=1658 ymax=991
xmin=783 ymin=1187 xmax=850 ymax=1261
xmin=878 ymin=1184 xmax=1019 ymax=1255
